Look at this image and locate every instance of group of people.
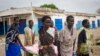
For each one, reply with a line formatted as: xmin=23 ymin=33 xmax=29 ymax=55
xmin=6 ymin=15 xmax=94 ymax=56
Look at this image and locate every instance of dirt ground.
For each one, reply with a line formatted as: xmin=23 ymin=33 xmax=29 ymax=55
xmin=0 ymin=36 xmax=5 ymax=56
xmin=0 ymin=28 xmax=100 ymax=56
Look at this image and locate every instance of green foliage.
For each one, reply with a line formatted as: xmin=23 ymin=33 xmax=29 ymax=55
xmin=40 ymin=4 xmax=58 ymax=9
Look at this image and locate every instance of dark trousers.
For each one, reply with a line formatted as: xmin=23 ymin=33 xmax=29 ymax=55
xmin=78 ymin=53 xmax=89 ymax=56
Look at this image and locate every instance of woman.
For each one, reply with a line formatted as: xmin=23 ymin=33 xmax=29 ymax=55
xmin=39 ymin=16 xmax=56 ymax=56
xmin=6 ymin=23 xmax=27 ymax=56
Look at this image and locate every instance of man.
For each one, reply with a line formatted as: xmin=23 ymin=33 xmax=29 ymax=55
xmin=58 ymin=15 xmax=77 ymax=56
xmin=77 ymin=19 xmax=94 ymax=56
xmin=13 ymin=17 xmax=20 ymax=25
xmin=24 ymin=20 xmax=34 ymax=56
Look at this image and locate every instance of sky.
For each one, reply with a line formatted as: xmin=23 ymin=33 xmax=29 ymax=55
xmin=0 ymin=0 xmax=100 ymax=13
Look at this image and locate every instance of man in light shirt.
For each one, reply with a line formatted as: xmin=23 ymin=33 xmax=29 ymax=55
xmin=24 ymin=20 xmax=34 ymax=56
xmin=58 ymin=15 xmax=77 ymax=56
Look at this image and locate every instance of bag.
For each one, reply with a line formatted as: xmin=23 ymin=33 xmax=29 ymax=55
xmin=80 ymin=43 xmax=88 ymax=54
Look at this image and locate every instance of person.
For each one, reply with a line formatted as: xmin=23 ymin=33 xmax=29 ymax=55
xmin=24 ymin=20 xmax=35 ymax=56
xmin=6 ymin=17 xmax=26 ymax=56
xmin=77 ymin=19 xmax=94 ymax=56
xmin=39 ymin=16 xmax=56 ymax=56
xmin=50 ymin=20 xmax=61 ymax=56
xmin=58 ymin=15 xmax=77 ymax=56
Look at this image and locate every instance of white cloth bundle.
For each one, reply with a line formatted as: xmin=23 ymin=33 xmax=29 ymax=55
xmin=25 ymin=43 xmax=39 ymax=54
xmin=47 ymin=27 xmax=55 ymax=38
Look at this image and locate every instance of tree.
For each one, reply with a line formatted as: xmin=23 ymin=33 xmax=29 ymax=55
xmin=40 ymin=4 xmax=58 ymax=9
xmin=97 ymin=8 xmax=100 ymax=14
